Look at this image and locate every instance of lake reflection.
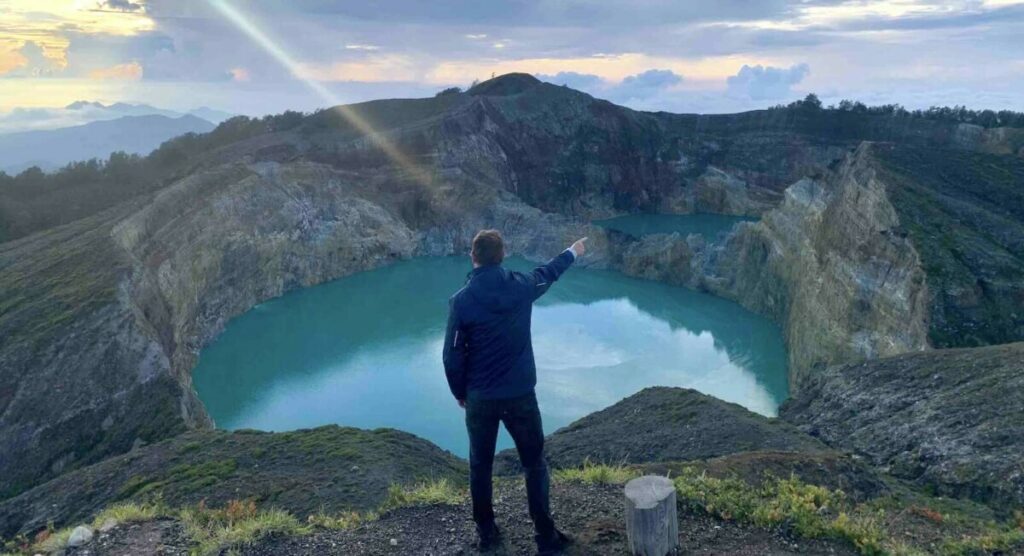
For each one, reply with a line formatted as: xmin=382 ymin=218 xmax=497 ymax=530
xmin=193 ymin=256 xmax=787 ymax=457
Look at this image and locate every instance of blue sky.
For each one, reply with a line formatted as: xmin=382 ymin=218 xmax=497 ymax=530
xmin=1 ymin=0 xmax=1023 ymax=122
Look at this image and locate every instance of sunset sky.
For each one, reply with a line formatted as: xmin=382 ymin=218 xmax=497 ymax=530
xmin=1 ymin=0 xmax=1023 ymax=122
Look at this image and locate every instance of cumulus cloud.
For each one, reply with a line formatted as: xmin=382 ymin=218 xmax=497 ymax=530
xmin=536 ymin=71 xmax=605 ymax=91
xmin=726 ymin=63 xmax=810 ymax=100
xmin=538 ymin=69 xmax=683 ymax=102
xmin=616 ymin=69 xmax=683 ymax=98
xmin=5 ymin=41 xmax=64 ymax=77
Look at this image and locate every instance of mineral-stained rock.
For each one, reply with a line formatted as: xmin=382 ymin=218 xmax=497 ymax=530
xmin=697 ymin=145 xmax=932 ymax=387
xmin=781 ymin=342 xmax=1024 ymax=511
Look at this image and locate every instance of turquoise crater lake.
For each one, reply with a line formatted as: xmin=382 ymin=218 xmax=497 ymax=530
xmin=595 ymin=213 xmax=756 ymax=239
xmin=194 ymin=233 xmax=786 ymax=459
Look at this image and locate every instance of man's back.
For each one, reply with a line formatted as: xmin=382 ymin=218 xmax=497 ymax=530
xmin=444 ymin=250 xmax=575 ymax=401
xmin=442 ymin=230 xmax=584 ymax=555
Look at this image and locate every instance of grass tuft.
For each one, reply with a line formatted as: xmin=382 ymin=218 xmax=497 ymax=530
xmin=939 ymin=528 xmax=1024 ymax=556
xmin=380 ymin=478 xmax=465 ymax=512
xmin=553 ymin=460 xmax=638 ymax=485
xmin=92 ymin=501 xmax=165 ymax=528
xmin=180 ymin=499 xmax=308 ymax=556
xmin=306 ymin=509 xmax=378 ymax=531
xmin=30 ymin=526 xmax=73 ymax=554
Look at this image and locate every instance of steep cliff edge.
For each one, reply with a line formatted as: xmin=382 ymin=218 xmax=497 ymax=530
xmin=700 ymin=143 xmax=932 ymax=385
xmin=611 ymin=142 xmax=1024 ymax=386
xmin=782 ymin=342 xmax=1024 ymax=511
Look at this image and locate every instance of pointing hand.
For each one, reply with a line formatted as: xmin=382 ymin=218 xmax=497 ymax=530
xmin=570 ymin=237 xmax=588 ymax=258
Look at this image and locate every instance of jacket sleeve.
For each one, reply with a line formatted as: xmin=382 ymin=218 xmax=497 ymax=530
xmin=442 ymin=297 xmax=469 ymax=400
xmin=516 ymin=249 xmax=575 ymax=302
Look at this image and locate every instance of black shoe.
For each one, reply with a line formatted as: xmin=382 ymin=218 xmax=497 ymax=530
xmin=535 ymin=529 xmax=572 ymax=556
xmin=478 ymin=523 xmax=502 ymax=551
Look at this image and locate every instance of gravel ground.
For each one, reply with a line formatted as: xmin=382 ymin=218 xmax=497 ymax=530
xmin=64 ymin=518 xmax=189 ymax=556
xmin=59 ymin=481 xmax=858 ymax=555
xmin=245 ymin=480 xmax=857 ymax=556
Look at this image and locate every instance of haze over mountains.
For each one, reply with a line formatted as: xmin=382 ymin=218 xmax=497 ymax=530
xmin=0 ymin=114 xmax=217 ymax=176
xmin=0 ymin=101 xmax=234 ymax=134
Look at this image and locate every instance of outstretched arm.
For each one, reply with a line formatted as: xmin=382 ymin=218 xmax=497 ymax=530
xmin=519 ymin=237 xmax=588 ymax=301
xmin=442 ymin=298 xmax=468 ymax=405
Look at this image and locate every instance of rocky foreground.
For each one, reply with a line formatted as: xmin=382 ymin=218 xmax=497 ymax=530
xmin=4 ymin=383 xmax=1024 ymax=555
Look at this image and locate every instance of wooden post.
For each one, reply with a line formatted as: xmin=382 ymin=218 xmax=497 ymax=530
xmin=625 ymin=475 xmax=679 ymax=555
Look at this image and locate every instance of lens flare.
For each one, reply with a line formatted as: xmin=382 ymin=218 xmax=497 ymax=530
xmin=207 ymin=0 xmax=428 ymax=183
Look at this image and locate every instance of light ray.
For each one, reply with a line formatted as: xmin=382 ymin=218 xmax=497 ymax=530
xmin=206 ymin=0 xmax=429 ymax=184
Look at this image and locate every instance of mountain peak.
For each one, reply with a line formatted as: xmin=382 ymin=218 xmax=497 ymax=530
xmin=65 ymin=100 xmax=106 ymax=110
xmin=468 ymin=73 xmax=541 ymax=96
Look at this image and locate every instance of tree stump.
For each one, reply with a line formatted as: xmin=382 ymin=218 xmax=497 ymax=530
xmin=624 ymin=475 xmax=679 ymax=555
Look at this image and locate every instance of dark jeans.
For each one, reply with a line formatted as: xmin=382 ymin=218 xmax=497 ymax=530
xmin=465 ymin=391 xmax=555 ymax=539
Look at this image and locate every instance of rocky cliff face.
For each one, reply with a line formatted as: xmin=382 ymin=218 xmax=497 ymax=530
xmin=699 ymin=144 xmax=932 ymax=386
xmin=2 ymin=73 xmax=1022 ymax=503
xmin=781 ymin=342 xmax=1024 ymax=511
xmin=607 ymin=141 xmax=1024 ymax=387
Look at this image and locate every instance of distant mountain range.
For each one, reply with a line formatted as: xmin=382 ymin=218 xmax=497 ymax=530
xmin=0 ymin=114 xmax=217 ymax=175
xmin=0 ymin=101 xmax=234 ymax=134
xmin=61 ymin=101 xmax=235 ymax=125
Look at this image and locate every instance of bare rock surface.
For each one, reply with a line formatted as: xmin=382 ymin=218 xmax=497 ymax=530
xmin=782 ymin=342 xmax=1024 ymax=510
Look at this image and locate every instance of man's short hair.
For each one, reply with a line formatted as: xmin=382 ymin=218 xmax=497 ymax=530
xmin=472 ymin=229 xmax=505 ymax=266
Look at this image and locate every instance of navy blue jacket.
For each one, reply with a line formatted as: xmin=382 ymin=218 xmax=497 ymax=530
xmin=443 ymin=250 xmax=575 ymax=401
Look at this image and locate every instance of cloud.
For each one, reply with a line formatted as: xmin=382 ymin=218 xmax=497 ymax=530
xmin=726 ymin=63 xmax=810 ymax=100
xmin=536 ymin=71 xmax=605 ymax=90
xmin=4 ymin=41 xmax=64 ymax=77
xmin=297 ymin=55 xmax=419 ymax=82
xmin=88 ymin=61 xmax=143 ymax=80
xmin=0 ymin=101 xmax=175 ymax=134
xmin=100 ymin=0 xmax=144 ymax=11
xmin=539 ymin=69 xmax=683 ymax=99
xmin=616 ymin=69 xmax=683 ymax=98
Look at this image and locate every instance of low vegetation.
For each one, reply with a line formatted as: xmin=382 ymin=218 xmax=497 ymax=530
xmin=554 ymin=462 xmax=1024 ymax=556
xmin=379 ymin=478 xmax=466 ymax=512
xmin=1 ymin=474 xmax=469 ymax=555
xmin=180 ymin=500 xmax=306 ymax=556
xmin=6 ymin=467 xmax=1022 ymax=555
xmin=552 ymin=459 xmax=638 ymax=485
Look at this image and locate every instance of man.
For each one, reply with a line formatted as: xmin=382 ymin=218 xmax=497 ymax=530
xmin=443 ymin=229 xmax=587 ymax=555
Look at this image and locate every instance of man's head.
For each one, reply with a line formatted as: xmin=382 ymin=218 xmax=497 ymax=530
xmin=471 ymin=229 xmax=504 ymax=267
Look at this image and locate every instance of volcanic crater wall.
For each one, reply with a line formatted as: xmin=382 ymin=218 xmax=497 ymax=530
xmin=2 ymin=76 xmax=1023 ymax=503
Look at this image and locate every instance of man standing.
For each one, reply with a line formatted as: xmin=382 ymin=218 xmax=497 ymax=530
xmin=443 ymin=230 xmax=587 ymax=555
